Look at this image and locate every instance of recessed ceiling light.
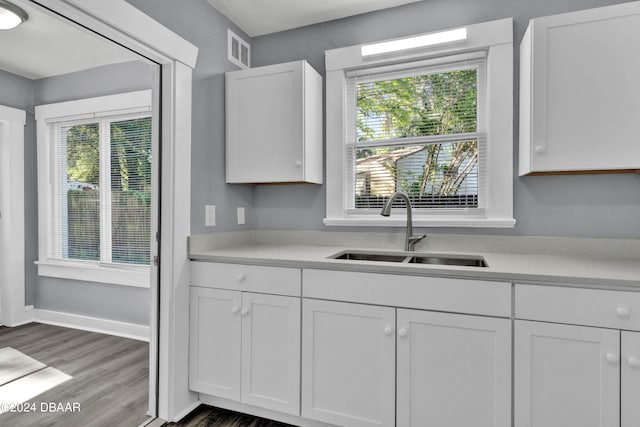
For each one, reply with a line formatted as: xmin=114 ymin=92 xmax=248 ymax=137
xmin=0 ymin=0 xmax=28 ymax=30
xmin=361 ymin=28 xmax=467 ymax=57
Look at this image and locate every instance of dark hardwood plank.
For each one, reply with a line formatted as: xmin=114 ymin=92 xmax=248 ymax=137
xmin=0 ymin=323 xmax=150 ymax=427
xmin=166 ymin=405 xmax=295 ymax=427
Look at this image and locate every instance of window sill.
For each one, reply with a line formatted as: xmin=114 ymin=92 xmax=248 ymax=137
xmin=323 ymin=215 xmax=516 ymax=228
xmin=36 ymin=260 xmax=151 ymax=288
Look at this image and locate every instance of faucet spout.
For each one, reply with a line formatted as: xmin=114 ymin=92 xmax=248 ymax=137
xmin=380 ymin=191 xmax=426 ymax=251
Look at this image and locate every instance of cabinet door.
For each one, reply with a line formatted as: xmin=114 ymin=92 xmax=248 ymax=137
xmin=524 ymin=2 xmax=640 ymax=173
xmin=189 ymin=287 xmax=241 ymax=400
xmin=397 ymin=310 xmax=511 ymax=427
xmin=301 ymin=299 xmax=395 ymax=427
xmin=226 ymin=62 xmax=304 ymax=183
xmin=240 ymin=293 xmax=301 ymax=415
xmin=514 ymin=320 xmax=620 ymax=427
xmin=622 ymin=331 xmax=640 ymax=427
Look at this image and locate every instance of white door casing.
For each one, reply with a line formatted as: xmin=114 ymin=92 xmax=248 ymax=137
xmin=0 ymin=104 xmax=26 ymax=326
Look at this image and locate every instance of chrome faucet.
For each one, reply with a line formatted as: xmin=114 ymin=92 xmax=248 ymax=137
xmin=380 ymin=191 xmax=426 ymax=251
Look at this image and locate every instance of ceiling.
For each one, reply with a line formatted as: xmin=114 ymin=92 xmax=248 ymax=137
xmin=207 ymin=0 xmax=424 ymax=37
xmin=0 ymin=0 xmax=139 ymax=80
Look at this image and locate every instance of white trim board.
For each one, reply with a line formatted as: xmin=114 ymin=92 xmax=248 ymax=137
xmin=32 ymin=309 xmax=150 ymax=342
xmin=31 ymin=0 xmax=198 ymax=420
xmin=0 ymin=104 xmax=27 ymax=327
xmin=324 ymin=18 xmax=515 ymax=228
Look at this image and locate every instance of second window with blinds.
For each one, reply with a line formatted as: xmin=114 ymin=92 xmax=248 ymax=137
xmin=35 ymin=91 xmax=153 ymax=287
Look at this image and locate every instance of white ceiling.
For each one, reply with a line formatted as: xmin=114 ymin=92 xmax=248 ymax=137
xmin=0 ymin=0 xmax=139 ymax=80
xmin=207 ymin=0 xmax=424 ymax=37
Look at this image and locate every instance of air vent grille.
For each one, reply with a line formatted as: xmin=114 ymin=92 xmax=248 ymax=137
xmin=228 ymin=29 xmax=250 ymax=69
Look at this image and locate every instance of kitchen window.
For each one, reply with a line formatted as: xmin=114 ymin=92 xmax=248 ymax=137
xmin=35 ymin=91 xmax=152 ymax=287
xmin=324 ymin=19 xmax=515 ymax=227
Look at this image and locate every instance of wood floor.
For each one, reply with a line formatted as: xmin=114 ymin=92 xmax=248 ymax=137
xmin=166 ymin=406 xmax=294 ymax=427
xmin=0 ymin=322 xmax=150 ymax=427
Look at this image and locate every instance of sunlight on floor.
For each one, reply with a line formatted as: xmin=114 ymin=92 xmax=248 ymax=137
xmin=0 ymin=347 xmax=72 ymax=409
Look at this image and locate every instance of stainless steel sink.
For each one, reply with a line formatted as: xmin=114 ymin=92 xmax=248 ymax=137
xmin=332 ymin=251 xmax=409 ymax=262
xmin=408 ymin=255 xmax=488 ymax=267
xmin=329 ymin=250 xmax=488 ymax=267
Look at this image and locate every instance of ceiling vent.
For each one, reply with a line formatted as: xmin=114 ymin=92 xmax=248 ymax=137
xmin=228 ymin=29 xmax=250 ymax=69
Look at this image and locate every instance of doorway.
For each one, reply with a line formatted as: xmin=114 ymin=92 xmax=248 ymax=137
xmin=0 ymin=0 xmax=161 ymax=423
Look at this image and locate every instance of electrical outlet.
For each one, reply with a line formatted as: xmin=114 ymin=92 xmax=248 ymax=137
xmin=205 ymin=205 xmax=216 ymax=226
xmin=237 ymin=207 xmax=245 ymax=225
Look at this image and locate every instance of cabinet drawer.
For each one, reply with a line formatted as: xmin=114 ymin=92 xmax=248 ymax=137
xmin=515 ymin=284 xmax=640 ymax=331
xmin=191 ymin=261 xmax=301 ymax=296
xmin=303 ymin=269 xmax=511 ymax=317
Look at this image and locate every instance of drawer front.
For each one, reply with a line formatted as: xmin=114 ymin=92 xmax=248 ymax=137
xmin=515 ymin=284 xmax=640 ymax=331
xmin=191 ymin=261 xmax=301 ymax=296
xmin=303 ymin=269 xmax=511 ymax=317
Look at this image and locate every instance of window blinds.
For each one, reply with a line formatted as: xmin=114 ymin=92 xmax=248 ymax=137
xmin=58 ymin=122 xmax=100 ymax=261
xmin=54 ymin=116 xmax=151 ymax=266
xmin=346 ymin=56 xmax=486 ymax=210
xmin=110 ymin=118 xmax=151 ymax=265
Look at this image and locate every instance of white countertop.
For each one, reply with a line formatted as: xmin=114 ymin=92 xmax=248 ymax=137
xmin=189 ymin=231 xmax=640 ymax=290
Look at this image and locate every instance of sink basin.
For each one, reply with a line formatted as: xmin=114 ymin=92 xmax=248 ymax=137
xmin=329 ymin=250 xmax=488 ymax=267
xmin=408 ymin=255 xmax=488 ymax=267
xmin=332 ymin=251 xmax=409 ymax=262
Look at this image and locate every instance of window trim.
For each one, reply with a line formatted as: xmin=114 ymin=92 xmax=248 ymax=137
xmin=35 ymin=90 xmax=152 ymax=288
xmin=324 ymin=18 xmax=515 ymax=228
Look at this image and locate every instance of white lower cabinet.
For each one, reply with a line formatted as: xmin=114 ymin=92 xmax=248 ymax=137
xmin=301 ymin=299 xmax=396 ymax=427
xmin=515 ymin=284 xmax=640 ymax=427
xmin=621 ymin=331 xmax=640 ymax=427
xmin=189 ymin=287 xmax=301 ymax=415
xmin=514 ymin=320 xmax=621 ymax=427
xmin=189 ymin=287 xmax=241 ymax=400
xmin=396 ymin=309 xmax=511 ymax=427
xmin=300 ymin=299 xmax=511 ymax=427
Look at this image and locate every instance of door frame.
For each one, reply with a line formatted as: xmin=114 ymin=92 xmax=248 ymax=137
xmin=31 ymin=0 xmax=199 ymax=421
xmin=0 ymin=104 xmax=27 ymax=326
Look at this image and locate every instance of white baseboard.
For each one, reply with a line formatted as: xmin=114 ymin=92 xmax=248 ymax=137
xmin=198 ymin=394 xmax=336 ymax=427
xmin=31 ymin=309 xmax=150 ymax=342
xmin=3 ymin=305 xmax=35 ymax=327
xmin=171 ymin=400 xmax=201 ymax=423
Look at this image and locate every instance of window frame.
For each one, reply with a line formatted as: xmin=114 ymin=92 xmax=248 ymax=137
xmin=324 ymin=18 xmax=515 ymax=228
xmin=35 ymin=90 xmax=152 ymax=288
xmin=346 ymin=53 xmax=487 ymax=213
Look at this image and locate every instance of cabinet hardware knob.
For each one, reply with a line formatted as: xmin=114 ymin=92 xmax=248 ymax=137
xmin=231 ymin=306 xmax=240 ymax=314
xmin=628 ymin=356 xmax=640 ymax=368
xmin=295 ymin=161 xmax=302 ymax=168
xmin=237 ymin=274 xmax=246 ymax=282
xmin=398 ymin=328 xmax=408 ymax=337
xmin=534 ymin=145 xmax=546 ymax=155
xmin=241 ymin=308 xmax=250 ymax=316
xmin=605 ymin=353 xmax=619 ymax=364
xmin=616 ymin=307 xmax=630 ymax=318
xmin=383 ymin=326 xmax=393 ymax=336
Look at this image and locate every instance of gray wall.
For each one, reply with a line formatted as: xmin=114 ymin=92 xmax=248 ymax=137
xmin=248 ymin=0 xmax=640 ymax=239
xmin=33 ymin=60 xmax=153 ymax=104
xmin=31 ymin=60 xmax=155 ymax=325
xmin=0 ymin=69 xmax=33 ymax=111
xmin=0 ymin=61 xmax=155 ymax=325
xmin=125 ymin=0 xmax=640 ymax=239
xmin=126 ymin=0 xmax=254 ymax=234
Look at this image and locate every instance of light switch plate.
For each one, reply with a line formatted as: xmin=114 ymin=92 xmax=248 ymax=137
xmin=237 ymin=207 xmax=245 ymax=225
xmin=205 ymin=205 xmax=216 ymax=226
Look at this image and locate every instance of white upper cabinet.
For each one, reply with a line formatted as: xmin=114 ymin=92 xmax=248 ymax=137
xmin=226 ymin=60 xmax=323 ymax=184
xmin=519 ymin=2 xmax=640 ymax=175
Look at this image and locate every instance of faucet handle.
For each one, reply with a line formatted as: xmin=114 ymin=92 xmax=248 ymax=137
xmin=408 ymin=234 xmax=427 ymax=251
